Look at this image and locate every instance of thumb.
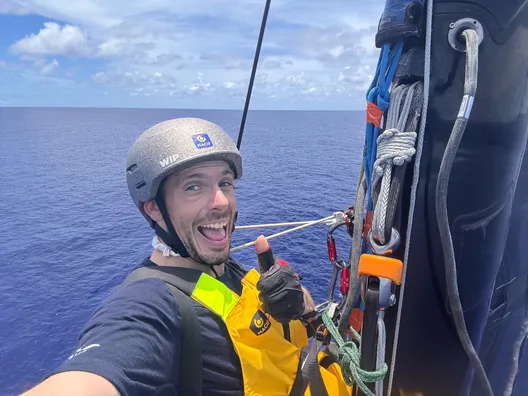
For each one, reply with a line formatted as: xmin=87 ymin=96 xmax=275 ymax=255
xmin=255 ymin=235 xmax=275 ymax=272
xmin=255 ymin=235 xmax=302 ymax=279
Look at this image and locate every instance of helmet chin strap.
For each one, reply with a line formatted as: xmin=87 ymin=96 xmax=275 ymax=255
xmin=154 ymin=195 xmax=190 ymax=258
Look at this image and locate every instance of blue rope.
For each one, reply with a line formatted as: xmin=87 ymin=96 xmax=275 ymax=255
xmin=364 ymin=41 xmax=405 ymax=211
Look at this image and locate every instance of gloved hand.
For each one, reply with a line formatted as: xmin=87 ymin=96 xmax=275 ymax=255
xmin=256 ymin=260 xmax=305 ymax=323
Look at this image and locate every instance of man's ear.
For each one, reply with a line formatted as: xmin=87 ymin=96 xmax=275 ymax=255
xmin=143 ymin=200 xmax=163 ymax=223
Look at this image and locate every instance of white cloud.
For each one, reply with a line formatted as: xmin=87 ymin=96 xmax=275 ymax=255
xmin=10 ymin=22 xmax=90 ymax=57
xmin=40 ymin=59 xmax=60 ymax=75
xmin=0 ymin=1 xmax=30 ymax=15
xmin=6 ymin=0 xmax=386 ymax=107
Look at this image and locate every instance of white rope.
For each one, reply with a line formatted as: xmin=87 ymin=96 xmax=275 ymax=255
xmin=373 ymin=128 xmax=417 ymax=181
xmin=435 ymin=28 xmax=492 ymax=396
xmin=235 ymin=218 xmax=336 ymax=230
xmin=230 ymin=214 xmax=335 ymax=252
xmin=503 ymin=316 xmax=528 ymax=396
xmin=371 ymin=82 xmax=419 ymax=245
xmin=375 ymin=312 xmax=387 ymax=396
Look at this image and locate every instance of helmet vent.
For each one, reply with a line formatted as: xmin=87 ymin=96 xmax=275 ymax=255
xmin=127 ymin=164 xmax=138 ymax=173
xmin=136 ymin=181 xmax=146 ymax=190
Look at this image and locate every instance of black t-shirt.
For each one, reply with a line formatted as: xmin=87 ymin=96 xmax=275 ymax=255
xmin=49 ymin=257 xmax=246 ymax=395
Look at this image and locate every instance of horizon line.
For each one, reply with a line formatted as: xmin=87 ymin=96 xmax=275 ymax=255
xmin=0 ymin=105 xmax=365 ymax=112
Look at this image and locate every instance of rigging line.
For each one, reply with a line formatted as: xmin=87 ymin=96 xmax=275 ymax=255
xmin=230 ymin=215 xmax=335 ymax=252
xmin=435 ymin=29 xmax=493 ymax=396
xmin=387 ymin=0 xmax=433 ymax=392
xmin=236 ymin=0 xmax=272 ymax=150
xmin=235 ymin=218 xmax=334 ymax=229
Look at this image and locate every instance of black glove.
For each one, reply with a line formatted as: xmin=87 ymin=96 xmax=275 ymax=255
xmin=256 ymin=262 xmax=305 ymax=323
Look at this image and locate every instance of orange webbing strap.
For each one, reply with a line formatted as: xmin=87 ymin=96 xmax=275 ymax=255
xmin=358 ymin=254 xmax=403 ymax=285
xmin=363 ymin=211 xmax=373 ymax=241
xmin=349 ymin=308 xmax=363 ymax=334
xmin=366 ymin=101 xmax=383 ymax=129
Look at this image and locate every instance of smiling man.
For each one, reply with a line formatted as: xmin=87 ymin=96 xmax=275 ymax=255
xmin=145 ymin=159 xmax=238 ymax=275
xmin=21 ymin=117 xmax=320 ymax=396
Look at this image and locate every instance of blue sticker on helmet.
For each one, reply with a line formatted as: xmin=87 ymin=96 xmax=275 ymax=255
xmin=192 ymin=133 xmax=213 ymax=149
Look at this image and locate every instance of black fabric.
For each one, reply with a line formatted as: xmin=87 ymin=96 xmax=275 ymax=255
xmin=166 ymin=284 xmax=202 ymax=396
xmin=122 ymin=265 xmax=199 ymax=296
xmin=289 ymin=345 xmax=310 ymax=396
xmin=256 ymin=263 xmax=305 ymax=323
xmin=289 ymin=341 xmax=330 ymax=396
xmin=307 ymin=340 xmax=329 ymax=396
xmin=50 ymin=257 xmax=246 ymax=396
xmin=122 ymin=266 xmax=204 ymax=396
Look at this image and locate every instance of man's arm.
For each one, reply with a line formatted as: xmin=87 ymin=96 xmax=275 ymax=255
xmin=301 ymin=286 xmax=316 ymax=316
xmin=20 ymin=371 xmax=118 ymax=396
xmin=19 ymin=278 xmax=182 ymax=396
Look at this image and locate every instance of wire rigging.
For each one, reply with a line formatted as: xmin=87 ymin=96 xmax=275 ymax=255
xmin=236 ymin=0 xmax=272 ymax=150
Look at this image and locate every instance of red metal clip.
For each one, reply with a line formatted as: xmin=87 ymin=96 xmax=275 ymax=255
xmin=340 ymin=267 xmax=350 ymax=294
xmin=327 ymin=236 xmax=337 ymax=263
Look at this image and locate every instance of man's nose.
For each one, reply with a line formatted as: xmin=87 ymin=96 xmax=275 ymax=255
xmin=212 ymin=187 xmax=229 ymax=208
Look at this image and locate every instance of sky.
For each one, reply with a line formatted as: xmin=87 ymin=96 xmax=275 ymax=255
xmin=0 ymin=1 xmax=385 ymax=110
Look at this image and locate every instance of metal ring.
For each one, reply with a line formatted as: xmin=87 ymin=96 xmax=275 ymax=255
xmin=331 ymin=259 xmax=347 ymax=270
xmin=368 ymin=227 xmax=401 ymax=255
xmin=328 ymin=220 xmax=347 ymax=235
xmin=448 ymin=18 xmax=484 ymax=53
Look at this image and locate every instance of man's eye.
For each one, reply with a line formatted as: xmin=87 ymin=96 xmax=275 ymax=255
xmin=221 ymin=181 xmax=238 ymax=189
xmin=185 ymin=185 xmax=200 ymax=191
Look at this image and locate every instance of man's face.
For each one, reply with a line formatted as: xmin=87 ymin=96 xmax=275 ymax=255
xmin=161 ymin=160 xmax=237 ymax=266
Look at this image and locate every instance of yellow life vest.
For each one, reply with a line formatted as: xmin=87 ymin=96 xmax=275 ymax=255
xmin=188 ymin=267 xmax=352 ymax=396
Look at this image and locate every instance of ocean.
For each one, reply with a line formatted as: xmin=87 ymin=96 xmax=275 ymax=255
xmin=0 ymin=107 xmax=365 ymax=395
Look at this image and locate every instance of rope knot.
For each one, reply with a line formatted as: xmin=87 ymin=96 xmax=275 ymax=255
xmin=338 ymin=340 xmax=361 ymax=385
xmin=373 ymin=128 xmax=417 ymax=177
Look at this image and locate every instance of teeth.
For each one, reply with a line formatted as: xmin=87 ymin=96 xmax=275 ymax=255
xmin=201 ymin=222 xmax=227 ymax=229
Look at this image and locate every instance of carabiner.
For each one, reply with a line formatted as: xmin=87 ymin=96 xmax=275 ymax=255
xmin=326 ymin=220 xmax=347 ymax=264
xmin=328 ymin=259 xmax=347 ymax=302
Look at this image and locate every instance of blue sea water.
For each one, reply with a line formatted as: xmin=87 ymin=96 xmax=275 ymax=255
xmin=0 ymin=107 xmax=364 ymax=395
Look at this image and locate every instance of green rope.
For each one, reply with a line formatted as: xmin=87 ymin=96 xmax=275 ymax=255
xmin=321 ymin=310 xmax=388 ymax=396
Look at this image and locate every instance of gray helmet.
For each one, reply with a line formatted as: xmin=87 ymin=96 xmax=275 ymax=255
xmin=126 ymin=117 xmax=243 ymax=227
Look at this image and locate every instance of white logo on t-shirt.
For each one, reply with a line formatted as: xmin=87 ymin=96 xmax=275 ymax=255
xmin=68 ymin=344 xmax=101 ymax=360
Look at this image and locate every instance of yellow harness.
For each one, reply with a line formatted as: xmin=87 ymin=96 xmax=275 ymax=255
xmin=123 ymin=264 xmax=352 ymax=396
xmin=190 ymin=268 xmax=351 ymax=396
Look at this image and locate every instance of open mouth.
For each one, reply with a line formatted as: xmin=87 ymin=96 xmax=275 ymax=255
xmin=197 ymin=221 xmax=228 ymax=243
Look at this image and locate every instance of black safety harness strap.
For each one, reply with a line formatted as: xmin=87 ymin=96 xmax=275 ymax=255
xmin=289 ymin=338 xmax=330 ymax=396
xmin=121 ymin=266 xmax=203 ymax=396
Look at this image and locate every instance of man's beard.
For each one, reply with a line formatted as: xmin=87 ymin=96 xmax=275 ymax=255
xmin=186 ymin=233 xmax=231 ymax=267
xmin=181 ymin=214 xmax=232 ymax=267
